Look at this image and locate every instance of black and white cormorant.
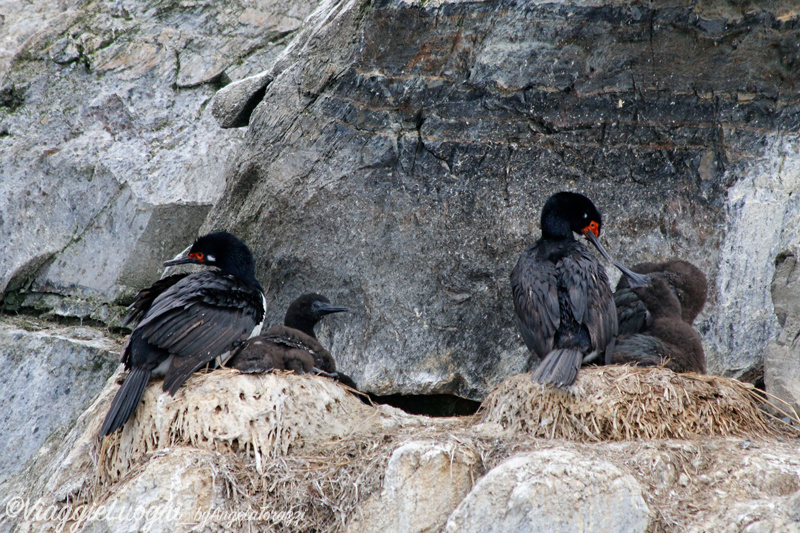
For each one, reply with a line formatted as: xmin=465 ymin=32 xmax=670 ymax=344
xmin=229 ymin=293 xmax=355 ymax=387
xmin=510 ymin=191 xmax=649 ymax=387
xmin=612 ymin=260 xmax=707 ymax=373
xmin=100 ymin=231 xmax=266 ymax=436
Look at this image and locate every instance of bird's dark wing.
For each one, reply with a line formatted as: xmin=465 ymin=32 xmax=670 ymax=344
xmin=134 ymin=271 xmax=264 ymax=395
xmin=262 ymin=325 xmax=335 ymax=372
xmin=558 ymin=245 xmax=617 ymax=353
xmin=614 ymin=286 xmax=650 ymax=336
xmin=612 ymin=334 xmax=670 ymax=366
xmin=123 ymin=274 xmax=189 ymax=328
xmin=510 ymin=246 xmax=560 ymax=358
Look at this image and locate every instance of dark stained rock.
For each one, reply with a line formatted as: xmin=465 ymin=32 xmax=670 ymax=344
xmin=204 ymin=0 xmax=800 ymax=399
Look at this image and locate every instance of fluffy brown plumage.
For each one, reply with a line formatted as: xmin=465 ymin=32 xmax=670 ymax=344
xmin=612 ymin=260 xmax=707 ymax=373
xmin=229 ymin=293 xmax=355 ymax=388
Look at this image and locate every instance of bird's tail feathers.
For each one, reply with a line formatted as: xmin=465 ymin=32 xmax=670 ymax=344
xmin=99 ymin=367 xmax=151 ymax=437
xmin=531 ymin=349 xmax=582 ymax=388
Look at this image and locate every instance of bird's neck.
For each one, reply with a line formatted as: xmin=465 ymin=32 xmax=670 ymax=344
xmin=540 ymin=215 xmax=575 ymax=241
xmin=284 ymin=315 xmax=318 ymax=339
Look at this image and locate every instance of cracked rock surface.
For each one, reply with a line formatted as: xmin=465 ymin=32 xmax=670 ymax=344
xmin=204 ymin=0 xmax=800 ymax=399
xmin=0 ymin=0 xmax=322 ymax=308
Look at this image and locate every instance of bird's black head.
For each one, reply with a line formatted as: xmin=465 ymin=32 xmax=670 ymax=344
xmin=284 ymin=293 xmax=349 ymax=338
xmin=541 ymin=192 xmax=651 ymax=288
xmin=163 ymin=231 xmax=259 ymax=286
xmin=540 ymin=191 xmax=603 ymax=240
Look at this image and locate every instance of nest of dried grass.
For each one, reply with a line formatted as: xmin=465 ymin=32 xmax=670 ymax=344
xmin=98 ymin=370 xmax=398 ymax=483
xmin=479 ymin=366 xmax=800 ymax=441
xmin=92 ymin=370 xmax=476 ymax=532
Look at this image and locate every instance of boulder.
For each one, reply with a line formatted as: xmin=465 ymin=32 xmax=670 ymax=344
xmin=346 ymin=440 xmax=483 ymax=533
xmin=764 ymin=248 xmax=800 ymax=415
xmin=0 ymin=318 xmax=120 ymax=485
xmin=444 ymin=449 xmax=651 ymax=533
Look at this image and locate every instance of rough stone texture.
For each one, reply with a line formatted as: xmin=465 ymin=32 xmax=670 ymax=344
xmin=708 ymin=134 xmax=800 ymax=378
xmin=2 ymin=0 xmax=800 ymax=402
xmin=764 ymin=247 xmax=800 ymax=415
xmin=621 ymin=439 xmax=800 ymax=533
xmin=0 ymin=318 xmax=120 ymax=485
xmin=70 ymin=448 xmax=225 ymax=533
xmin=15 ymin=447 xmax=227 ymax=533
xmin=203 ymin=0 xmax=800 ymax=399
xmin=346 ymin=440 xmax=483 ymax=533
xmin=444 ymin=449 xmax=651 ymax=533
xmin=0 ymin=0 xmax=323 ymax=308
xmin=211 ymin=71 xmax=274 ymax=128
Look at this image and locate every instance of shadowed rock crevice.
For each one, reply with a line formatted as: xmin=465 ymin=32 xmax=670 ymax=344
xmin=368 ymin=393 xmax=481 ymax=417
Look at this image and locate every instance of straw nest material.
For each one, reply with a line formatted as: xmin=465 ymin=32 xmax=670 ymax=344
xmin=99 ymin=369 xmax=424 ymax=483
xmin=91 ymin=370 xmax=472 ymax=532
xmin=479 ymin=366 xmax=799 ymax=441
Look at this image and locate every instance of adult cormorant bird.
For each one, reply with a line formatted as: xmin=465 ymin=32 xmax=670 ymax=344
xmin=511 ymin=192 xmax=648 ymax=387
xmin=612 ymin=260 xmax=707 ymax=373
xmin=100 ymin=231 xmax=266 ymax=436
xmin=229 ymin=293 xmax=355 ymax=387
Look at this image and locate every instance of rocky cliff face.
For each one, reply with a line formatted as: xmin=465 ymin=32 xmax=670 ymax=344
xmin=0 ymin=0 xmax=322 ymax=312
xmin=2 ymin=0 xmax=800 ymax=529
xmin=3 ymin=0 xmax=799 ymax=398
xmin=204 ymin=0 xmax=800 ymax=399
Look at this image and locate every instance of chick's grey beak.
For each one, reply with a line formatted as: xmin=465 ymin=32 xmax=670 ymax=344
xmin=319 ymin=303 xmax=350 ymax=315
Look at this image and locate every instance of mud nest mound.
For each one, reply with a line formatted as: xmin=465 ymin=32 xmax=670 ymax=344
xmin=479 ymin=366 xmax=799 ymax=441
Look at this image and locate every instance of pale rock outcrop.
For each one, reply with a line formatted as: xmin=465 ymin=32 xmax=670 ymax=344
xmin=764 ymin=247 xmax=800 ymax=415
xmin=0 ymin=0 xmax=324 ymax=311
xmin=708 ymin=134 xmax=800 ymax=379
xmin=444 ymin=449 xmax=651 ymax=533
xmin=0 ymin=319 xmax=120 ymax=484
xmin=346 ymin=440 xmax=483 ymax=533
xmin=58 ymin=448 xmax=226 ymax=533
